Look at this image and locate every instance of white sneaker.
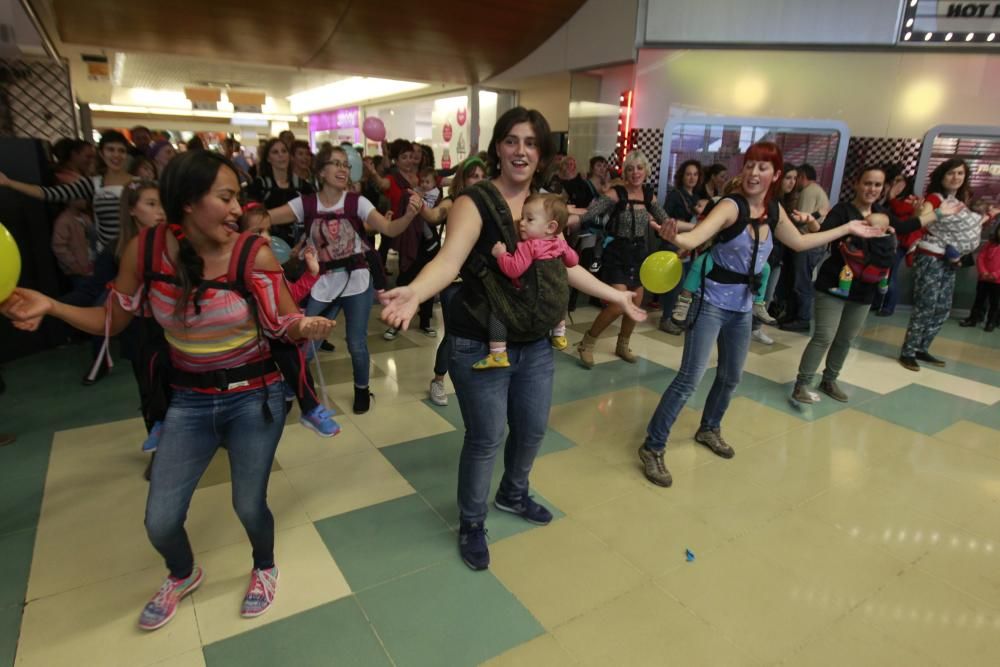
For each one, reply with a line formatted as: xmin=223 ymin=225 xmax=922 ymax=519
xmin=382 ymin=327 xmax=399 ymax=341
xmin=429 ymin=379 xmax=448 ymax=406
xmin=751 ymin=328 xmax=774 ymax=345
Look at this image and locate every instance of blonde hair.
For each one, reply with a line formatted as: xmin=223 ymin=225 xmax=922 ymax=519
xmin=525 ymin=193 xmax=569 ymax=234
xmin=622 ymin=150 xmax=650 ymax=178
xmin=722 ymin=176 xmax=743 ymax=195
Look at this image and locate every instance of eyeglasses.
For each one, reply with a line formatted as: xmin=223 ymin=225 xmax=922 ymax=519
xmin=324 ymin=160 xmax=349 ymax=170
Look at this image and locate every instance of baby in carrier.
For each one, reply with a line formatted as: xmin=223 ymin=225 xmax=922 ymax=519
xmin=827 ymin=212 xmax=896 ymax=298
xmin=475 ymin=193 xmax=579 ymax=369
xmin=920 ymin=195 xmax=983 ymax=264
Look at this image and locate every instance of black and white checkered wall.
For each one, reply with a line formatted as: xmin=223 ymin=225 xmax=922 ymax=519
xmin=608 ymin=128 xmax=665 ymax=184
xmin=841 ymin=136 xmax=923 ymax=202
xmin=0 ymin=57 xmax=77 ymax=143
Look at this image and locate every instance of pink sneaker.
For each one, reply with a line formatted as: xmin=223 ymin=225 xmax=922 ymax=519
xmin=240 ymin=566 xmax=279 ymax=618
xmin=137 ymin=565 xmax=204 ymax=631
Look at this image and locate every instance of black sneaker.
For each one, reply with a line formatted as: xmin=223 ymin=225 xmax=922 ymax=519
xmin=494 ymin=492 xmax=553 ymax=525
xmin=353 ymin=386 xmax=373 ymax=414
xmin=915 ymin=351 xmax=945 ymax=367
xmin=779 ymin=319 xmax=810 ymax=333
xmin=319 ymin=340 xmax=336 ymax=352
xmin=959 ymin=317 xmax=978 ymax=328
xmin=458 ymin=522 xmax=489 ymax=571
xmin=898 ymin=355 xmax=920 ymax=372
xmin=81 ymin=363 xmax=109 ymax=386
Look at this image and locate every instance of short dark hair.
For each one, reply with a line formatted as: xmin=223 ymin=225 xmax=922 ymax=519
xmin=799 ymin=163 xmax=818 ymax=181
xmin=588 ymin=156 xmax=607 ymax=171
xmin=486 ymin=106 xmax=553 ymax=188
xmin=290 ymin=140 xmax=311 ymax=155
xmin=98 ymin=130 xmax=129 ymax=150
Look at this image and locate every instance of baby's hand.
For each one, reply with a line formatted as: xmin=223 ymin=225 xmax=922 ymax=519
xmin=491 ymin=242 xmax=507 ymax=258
xmin=304 ymin=246 xmax=320 ymax=276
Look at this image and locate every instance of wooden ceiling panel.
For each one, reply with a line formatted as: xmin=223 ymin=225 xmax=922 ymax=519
xmin=50 ymin=0 xmax=586 ymax=84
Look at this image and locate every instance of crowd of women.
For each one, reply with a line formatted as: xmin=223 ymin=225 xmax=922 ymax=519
xmin=1 ymin=108 xmax=997 ymax=631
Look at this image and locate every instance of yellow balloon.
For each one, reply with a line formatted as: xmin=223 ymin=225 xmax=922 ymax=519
xmin=0 ymin=223 xmax=20 ymax=302
xmin=640 ymin=250 xmax=682 ymax=294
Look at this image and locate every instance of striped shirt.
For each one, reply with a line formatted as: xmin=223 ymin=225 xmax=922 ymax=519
xmin=43 ymin=176 xmax=126 ymax=251
xmin=113 ymin=252 xmax=304 ymax=391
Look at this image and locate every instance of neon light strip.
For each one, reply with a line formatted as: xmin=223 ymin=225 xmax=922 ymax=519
xmin=622 ymin=89 xmax=634 ymax=160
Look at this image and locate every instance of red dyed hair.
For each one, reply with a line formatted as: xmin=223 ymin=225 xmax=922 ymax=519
xmin=742 ymin=141 xmax=784 ymax=206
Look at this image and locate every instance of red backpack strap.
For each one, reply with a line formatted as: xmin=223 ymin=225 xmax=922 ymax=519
xmin=343 ymin=192 xmax=369 ymax=239
xmin=137 ymin=225 xmax=172 ymax=282
xmin=227 ymin=231 xmax=269 ymax=297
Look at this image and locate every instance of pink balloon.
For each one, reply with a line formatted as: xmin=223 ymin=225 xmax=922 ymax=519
xmin=362 ymin=117 xmax=386 ymax=143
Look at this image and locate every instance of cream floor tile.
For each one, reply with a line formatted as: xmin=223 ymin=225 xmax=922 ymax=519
xmin=185 ymin=471 xmax=311 ymax=555
xmin=47 ymin=418 xmax=152 ymax=483
xmin=480 ymin=634 xmax=578 ymax=667
xmin=900 ymin=440 xmax=1000 ymax=502
xmin=742 ymin=345 xmax=804 ymax=383
xmin=912 ymin=369 xmax=1000 ymax=405
xmin=719 ymin=397 xmax=806 ymax=441
xmin=914 ymin=524 xmax=1000 ymax=610
xmin=392 ymin=370 xmax=455 ymax=400
xmin=854 ymin=567 xmax=1000 ymax=666
xmin=551 ymin=586 xmax=753 ymax=666
xmin=489 ymin=518 xmax=644 ymax=629
xmin=798 ymin=481 xmax=967 ymax=565
xmin=959 ymin=499 xmax=1000 ymax=546
xmin=864 ymin=323 xmax=1000 ymax=372
xmin=146 ymin=649 xmax=206 ymax=667
xmin=370 ymin=345 xmax=444 ymax=378
xmin=834 ymin=348 xmax=923 ymax=395
xmin=16 ymin=564 xmax=201 ymax=667
xmin=191 ymin=523 xmax=352 ymax=645
xmin=573 ymin=488 xmax=727 ymax=576
xmin=664 ymin=461 xmax=795 ymax=541
xmin=350 ymin=400 xmax=454 ymax=448
xmin=530 ymin=448 xmax=645 ymax=514
xmin=274 ymin=422 xmax=375 ymax=470
xmin=789 ymin=409 xmax=930 ymax=466
xmin=654 ymin=540 xmax=842 ymax=664
xmin=733 ymin=513 xmax=908 ymax=611
xmin=282 ymin=449 xmax=414 ymax=521
xmin=784 ymin=613 xmax=936 ymax=667
xmin=935 ymin=420 xmax=1000 ymax=461
xmin=548 ymin=387 xmax=662 ymax=465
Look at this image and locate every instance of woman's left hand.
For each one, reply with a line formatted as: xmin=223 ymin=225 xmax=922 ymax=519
xmin=297 ymin=316 xmax=336 ymax=340
xmin=379 ymin=286 xmax=419 ymax=329
xmin=846 ymin=220 xmax=882 ymax=238
xmin=616 ymin=291 xmax=647 ymax=322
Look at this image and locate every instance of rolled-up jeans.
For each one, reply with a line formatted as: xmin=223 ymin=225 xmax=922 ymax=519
xmin=449 ymin=336 xmax=554 ymax=525
xmin=645 ymin=299 xmax=752 ymax=451
xmin=145 ymin=385 xmax=285 ymax=578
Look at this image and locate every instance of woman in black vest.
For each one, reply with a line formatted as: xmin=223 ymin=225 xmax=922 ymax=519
xmin=380 ymin=107 xmax=644 ymax=572
xmin=247 ymin=138 xmax=314 ymax=246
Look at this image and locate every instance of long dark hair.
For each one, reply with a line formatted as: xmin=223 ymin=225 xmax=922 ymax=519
xmin=259 ymin=137 xmax=291 ymax=183
xmin=160 ymin=150 xmax=239 ymax=318
xmin=927 ymin=158 xmax=972 ymax=203
xmin=674 ymin=159 xmax=703 ymax=192
xmin=487 ymin=106 xmax=553 ymax=190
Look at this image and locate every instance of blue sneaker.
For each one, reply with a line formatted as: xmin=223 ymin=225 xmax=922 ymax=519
xmin=299 ymin=405 xmax=341 ymax=438
xmin=458 ymin=522 xmax=489 ymax=571
xmin=494 ymin=492 xmax=553 ymax=525
xmin=141 ymin=422 xmax=163 ymax=453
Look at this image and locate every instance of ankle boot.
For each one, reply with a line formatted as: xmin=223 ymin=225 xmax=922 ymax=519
xmin=959 ymin=316 xmax=979 ymax=328
xmin=615 ymin=334 xmax=637 ymax=363
xmin=577 ymin=332 xmax=598 ymax=369
xmin=353 ymin=386 xmax=373 ymax=414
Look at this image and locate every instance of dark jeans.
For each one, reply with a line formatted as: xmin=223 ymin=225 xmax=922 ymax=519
xmin=306 ymin=283 xmax=375 ymax=387
xmin=433 ymin=283 xmax=462 ymax=377
xmin=645 ymin=300 xmax=752 ymax=450
xmin=969 ymin=280 xmax=1000 ymax=324
xmin=878 ymin=246 xmax=909 ymax=315
xmin=793 ymin=247 xmax=827 ymax=322
xmin=449 ymin=336 xmax=554 ymax=525
xmin=397 ymin=259 xmax=434 ymax=329
xmin=145 ymin=386 xmax=286 ymax=578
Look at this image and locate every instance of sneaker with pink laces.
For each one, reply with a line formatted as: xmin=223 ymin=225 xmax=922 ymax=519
xmin=240 ymin=566 xmax=279 ymax=618
xmin=137 ymin=565 xmax=204 ymax=631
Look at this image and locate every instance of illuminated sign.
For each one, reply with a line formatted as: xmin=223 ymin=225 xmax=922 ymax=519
xmin=899 ymin=0 xmax=999 ymax=44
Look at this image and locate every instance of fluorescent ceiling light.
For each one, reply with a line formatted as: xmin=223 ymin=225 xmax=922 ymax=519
xmin=88 ymin=103 xmax=299 ymax=122
xmin=287 ymin=77 xmax=428 ymax=114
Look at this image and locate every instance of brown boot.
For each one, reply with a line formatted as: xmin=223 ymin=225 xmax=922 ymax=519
xmin=615 ymin=334 xmax=637 ymax=363
xmin=577 ymin=332 xmax=598 ymax=368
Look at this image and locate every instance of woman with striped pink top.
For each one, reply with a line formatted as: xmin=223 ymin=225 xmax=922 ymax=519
xmin=1 ymin=151 xmax=334 ymax=631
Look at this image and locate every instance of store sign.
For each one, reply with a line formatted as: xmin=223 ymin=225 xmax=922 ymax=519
xmin=901 ymin=0 xmax=999 ymax=44
xmin=309 ymin=106 xmax=360 ymax=132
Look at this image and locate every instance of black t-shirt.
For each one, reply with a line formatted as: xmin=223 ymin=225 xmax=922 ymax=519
xmin=814 ymin=201 xmax=920 ymax=304
xmin=559 ymin=174 xmax=595 ymax=208
xmin=665 ymin=187 xmax=699 ymax=221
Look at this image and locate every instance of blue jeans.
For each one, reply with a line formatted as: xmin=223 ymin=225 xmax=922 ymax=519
xmin=645 ymin=300 xmax=752 ymax=451
xmin=878 ymin=245 xmax=908 ymax=315
xmin=793 ymin=246 xmax=828 ymax=322
xmin=145 ymin=386 xmax=286 ymax=578
xmin=433 ymin=283 xmax=462 ymax=377
xmin=305 ymin=283 xmax=374 ymax=387
xmin=449 ymin=336 xmax=554 ymax=524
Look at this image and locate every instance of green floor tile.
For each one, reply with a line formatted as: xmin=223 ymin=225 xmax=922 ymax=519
xmin=421 ymin=398 xmax=464 ymax=429
xmin=314 ymin=495 xmax=453 ymax=591
xmin=0 ymin=530 xmax=34 ymax=608
xmin=418 ymin=479 xmax=563 ymax=539
xmin=357 ymin=563 xmax=543 ymax=667
xmin=967 ymin=401 xmax=1000 ymax=431
xmin=853 ymin=384 xmax=987 ymax=435
xmin=203 ymin=598 xmax=390 ymax=667
xmin=732 ymin=372 xmax=881 ymax=422
xmin=853 ymin=337 xmax=1000 ymax=388
xmin=0 ymin=604 xmax=21 ymax=667
xmin=551 ymin=353 xmax=672 ymax=405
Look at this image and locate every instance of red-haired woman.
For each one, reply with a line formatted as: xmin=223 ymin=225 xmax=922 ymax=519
xmin=639 ymin=142 xmax=880 ymax=487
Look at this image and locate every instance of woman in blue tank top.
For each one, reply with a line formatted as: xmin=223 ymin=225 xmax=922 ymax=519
xmin=637 ymin=142 xmax=880 ymax=488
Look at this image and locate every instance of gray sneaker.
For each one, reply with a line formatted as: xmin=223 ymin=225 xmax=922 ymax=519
xmin=694 ymin=428 xmax=735 ymax=459
xmin=659 ymin=318 xmax=683 ymax=336
xmin=429 ymin=379 xmax=448 ymax=406
xmin=638 ymin=445 xmax=672 ymax=487
xmin=819 ymin=380 xmax=848 ymax=403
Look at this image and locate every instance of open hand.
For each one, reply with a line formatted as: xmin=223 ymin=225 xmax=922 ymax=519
xmin=380 ymin=286 xmax=418 ymax=330
xmin=846 ymin=220 xmax=882 ymax=238
xmin=937 ymin=198 xmax=964 ymax=217
xmin=304 ymin=246 xmax=320 ymax=276
xmin=658 ymin=218 xmax=679 ymax=243
xmin=617 ymin=291 xmax=647 ymax=322
xmin=296 ymin=316 xmax=335 ymax=340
